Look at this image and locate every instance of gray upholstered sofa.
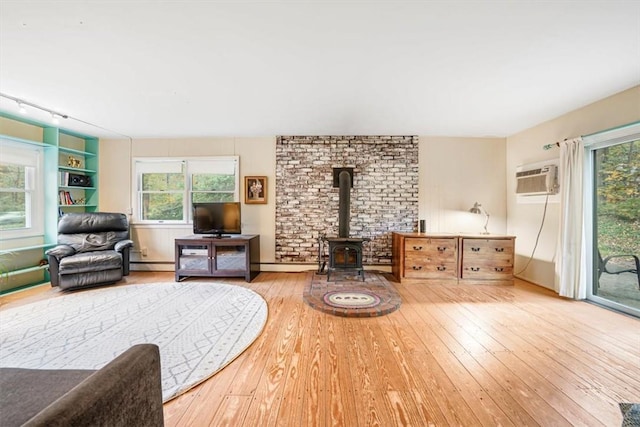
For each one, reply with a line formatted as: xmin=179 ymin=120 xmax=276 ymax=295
xmin=0 ymin=344 xmax=164 ymax=427
xmin=46 ymin=212 xmax=133 ymax=291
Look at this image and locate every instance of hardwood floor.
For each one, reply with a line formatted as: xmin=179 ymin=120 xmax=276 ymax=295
xmin=2 ymin=271 xmax=639 ymax=426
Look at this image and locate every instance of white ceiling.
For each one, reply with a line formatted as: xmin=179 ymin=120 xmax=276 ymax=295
xmin=0 ymin=1 xmax=638 ymax=139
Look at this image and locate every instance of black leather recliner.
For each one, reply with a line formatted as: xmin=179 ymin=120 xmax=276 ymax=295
xmin=45 ymin=212 xmax=133 ymax=291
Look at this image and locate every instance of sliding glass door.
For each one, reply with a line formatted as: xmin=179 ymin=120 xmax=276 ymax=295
xmin=588 ymin=135 xmax=639 ymax=316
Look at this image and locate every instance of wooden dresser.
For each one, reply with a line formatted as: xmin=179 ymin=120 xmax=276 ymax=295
xmin=458 ymin=236 xmax=515 ymax=285
xmin=392 ymin=233 xmax=458 ymax=282
xmin=392 ymin=232 xmax=515 ymax=285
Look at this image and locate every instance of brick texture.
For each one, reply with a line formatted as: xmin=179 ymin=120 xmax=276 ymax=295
xmin=275 ymin=136 xmax=418 ymax=264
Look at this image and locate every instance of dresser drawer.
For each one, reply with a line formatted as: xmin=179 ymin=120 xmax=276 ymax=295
xmin=460 ymin=238 xmax=514 ymax=281
xmin=405 ymin=261 xmax=458 ymax=279
xmin=402 ymin=237 xmax=457 ymax=279
xmin=462 ymin=238 xmax=514 ymax=258
xmin=461 ymin=263 xmax=513 ymax=279
xmin=405 ymin=238 xmax=456 ymax=259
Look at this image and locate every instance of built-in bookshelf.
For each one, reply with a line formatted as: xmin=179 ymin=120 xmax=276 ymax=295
xmin=47 ymin=127 xmax=99 ymax=214
xmin=0 ymin=112 xmax=99 ymax=293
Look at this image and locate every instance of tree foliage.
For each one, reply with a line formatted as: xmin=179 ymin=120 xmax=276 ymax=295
xmin=596 ymin=140 xmax=639 ymax=217
xmin=596 ymin=140 xmax=639 ymax=257
xmin=141 ymin=172 xmax=236 ymax=220
xmin=0 ymin=164 xmax=27 ymax=229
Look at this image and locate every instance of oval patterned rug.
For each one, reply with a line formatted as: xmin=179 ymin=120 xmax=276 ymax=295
xmin=0 ymin=282 xmax=268 ymax=402
xmin=304 ymin=271 xmax=401 ymax=317
xmin=323 ymin=290 xmax=382 ymax=309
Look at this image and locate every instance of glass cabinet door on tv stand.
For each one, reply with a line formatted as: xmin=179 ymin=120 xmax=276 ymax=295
xmin=174 ymin=235 xmax=260 ymax=282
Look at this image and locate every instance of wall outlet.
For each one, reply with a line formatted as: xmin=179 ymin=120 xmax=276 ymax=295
xmin=141 ymin=247 xmax=148 ymax=257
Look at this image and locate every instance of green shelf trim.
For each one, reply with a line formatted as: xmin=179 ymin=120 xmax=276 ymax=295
xmin=58 ymin=166 xmax=96 ymax=173
xmin=59 ymin=129 xmax=99 ymax=141
xmin=5 ymin=264 xmax=48 ymax=277
xmin=0 ymin=133 xmax=51 ymax=148
xmin=0 ymin=243 xmax=54 ymax=255
xmin=1 ymin=111 xmax=98 ymax=293
xmin=58 ymin=146 xmax=97 ymax=157
xmin=0 ymin=111 xmax=97 ymax=141
xmin=0 ymin=280 xmax=50 ymax=296
xmin=0 ymin=111 xmax=54 ymax=130
xmin=59 ymin=185 xmax=97 ymax=190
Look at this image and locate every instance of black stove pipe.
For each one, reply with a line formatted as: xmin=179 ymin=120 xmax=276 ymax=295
xmin=338 ymin=170 xmax=350 ymax=238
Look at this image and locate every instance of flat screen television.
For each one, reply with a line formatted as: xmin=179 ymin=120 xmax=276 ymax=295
xmin=192 ymin=202 xmax=241 ymax=238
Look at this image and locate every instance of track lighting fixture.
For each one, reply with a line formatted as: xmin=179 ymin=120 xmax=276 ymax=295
xmin=1 ymin=91 xmax=132 ymax=141
xmin=0 ymin=92 xmax=68 ymax=123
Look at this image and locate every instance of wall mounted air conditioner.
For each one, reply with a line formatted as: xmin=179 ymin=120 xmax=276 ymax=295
xmin=516 ymin=164 xmax=559 ymax=196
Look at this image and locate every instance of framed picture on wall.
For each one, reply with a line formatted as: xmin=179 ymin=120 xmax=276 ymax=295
xmin=244 ymin=176 xmax=267 ymax=204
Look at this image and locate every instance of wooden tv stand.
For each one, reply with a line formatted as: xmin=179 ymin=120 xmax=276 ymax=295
xmin=174 ymin=235 xmax=260 ymax=282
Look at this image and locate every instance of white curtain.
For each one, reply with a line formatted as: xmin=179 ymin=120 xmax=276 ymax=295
xmin=554 ymin=137 xmax=587 ymax=299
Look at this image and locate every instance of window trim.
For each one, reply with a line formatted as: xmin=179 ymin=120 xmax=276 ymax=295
xmin=583 ymin=122 xmax=640 ymax=317
xmin=0 ymin=140 xmax=44 ymax=240
xmin=132 ymin=156 xmax=240 ymax=225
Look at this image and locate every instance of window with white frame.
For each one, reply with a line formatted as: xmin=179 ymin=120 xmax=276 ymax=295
xmin=133 ymin=157 xmax=239 ymax=223
xmin=0 ymin=139 xmax=44 ymax=238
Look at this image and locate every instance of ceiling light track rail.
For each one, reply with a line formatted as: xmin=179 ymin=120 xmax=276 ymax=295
xmin=0 ymin=92 xmax=132 ymax=140
xmin=0 ymin=92 xmax=68 ymax=122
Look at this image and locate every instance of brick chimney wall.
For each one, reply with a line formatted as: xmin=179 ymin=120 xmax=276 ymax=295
xmin=275 ymin=135 xmax=418 ymax=264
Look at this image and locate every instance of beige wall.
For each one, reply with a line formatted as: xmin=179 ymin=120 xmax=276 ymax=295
xmin=5 ymin=87 xmax=638 ymax=279
xmin=420 ymin=136 xmax=506 ymax=235
xmin=99 ymin=136 xmax=275 ymax=270
xmin=100 ymin=134 xmax=507 ymax=271
xmin=105 ymin=84 xmax=640 ymax=277
xmin=506 ymin=85 xmax=640 ymax=289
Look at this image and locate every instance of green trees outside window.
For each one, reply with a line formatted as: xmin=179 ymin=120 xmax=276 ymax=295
xmin=141 ymin=172 xmax=184 ymax=221
xmin=191 ymin=173 xmax=235 ymax=203
xmin=0 ymin=164 xmax=27 ymax=230
xmin=136 ymin=157 xmax=239 ymax=222
xmin=595 ymin=139 xmax=640 ymax=258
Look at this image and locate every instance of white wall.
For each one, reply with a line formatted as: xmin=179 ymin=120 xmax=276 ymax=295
xmin=506 ymin=85 xmax=640 ymax=289
xmin=101 ymin=135 xmax=507 ymax=271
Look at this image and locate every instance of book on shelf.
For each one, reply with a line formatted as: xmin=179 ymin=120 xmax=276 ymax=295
xmin=59 ymin=171 xmax=70 ymax=186
xmin=59 ymin=190 xmax=74 ymax=205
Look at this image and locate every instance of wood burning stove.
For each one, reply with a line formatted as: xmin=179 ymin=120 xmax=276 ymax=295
xmin=326 ymin=237 xmax=367 ymax=281
xmin=323 ymin=168 xmax=369 ymax=281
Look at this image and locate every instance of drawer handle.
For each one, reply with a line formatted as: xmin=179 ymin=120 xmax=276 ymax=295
xmin=495 ymin=248 xmax=504 ymax=252
xmin=436 ymin=266 xmax=446 ymax=271
xmin=470 ymin=267 xmax=480 ymax=272
xmin=413 ymin=246 xmax=423 ymax=251
xmin=437 ymin=246 xmax=447 ymax=252
xmin=471 ymin=247 xmax=481 ymax=252
xmin=412 ymin=266 xmax=423 ymax=270
xmin=494 ymin=267 xmax=504 ymax=272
